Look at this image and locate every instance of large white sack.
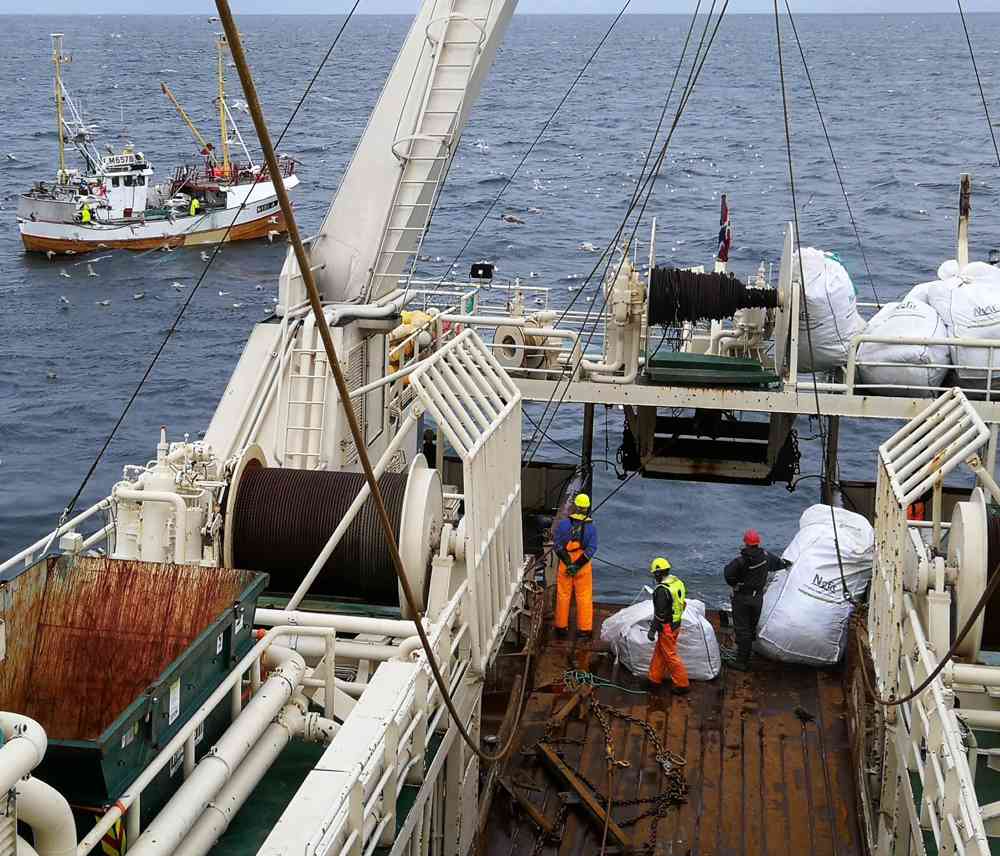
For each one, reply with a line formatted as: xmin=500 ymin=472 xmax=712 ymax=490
xmin=856 ymin=299 xmax=950 ymax=396
xmin=755 ymin=505 xmax=874 ymax=666
xmin=926 ymin=262 xmax=1000 ymax=389
xmin=600 ymin=598 xmax=720 ymax=680
xmin=795 ymin=248 xmax=866 ymax=373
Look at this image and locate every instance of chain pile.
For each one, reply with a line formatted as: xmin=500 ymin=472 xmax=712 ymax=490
xmin=519 ymin=673 xmax=689 ymax=855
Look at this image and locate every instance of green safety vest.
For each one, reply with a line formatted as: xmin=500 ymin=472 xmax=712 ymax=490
xmin=657 ymin=575 xmax=686 ymax=625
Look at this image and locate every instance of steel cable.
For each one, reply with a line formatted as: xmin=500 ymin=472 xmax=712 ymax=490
xmin=957 ymin=0 xmax=1000 ymax=168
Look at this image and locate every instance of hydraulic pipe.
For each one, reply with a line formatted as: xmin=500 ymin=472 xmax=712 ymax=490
xmin=111 ymin=486 xmax=188 ymax=564
xmin=15 ymin=776 xmax=76 ymax=856
xmin=0 ymin=712 xmax=47 ymax=793
xmin=127 ymin=646 xmax=306 ymax=856
xmin=172 ymin=703 xmax=306 ymax=856
xmin=254 ymin=607 xmax=417 ymax=638
xmin=273 ymin=633 xmax=420 ymax=663
xmin=18 ymin=838 xmax=42 ymax=856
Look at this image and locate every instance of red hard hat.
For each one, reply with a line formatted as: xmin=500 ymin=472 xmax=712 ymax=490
xmin=743 ymin=529 xmax=761 ymax=546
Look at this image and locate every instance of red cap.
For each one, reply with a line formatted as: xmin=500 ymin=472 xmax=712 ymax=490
xmin=743 ymin=529 xmax=761 ymax=546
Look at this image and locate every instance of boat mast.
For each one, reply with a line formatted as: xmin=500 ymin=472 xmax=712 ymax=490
xmin=216 ymin=33 xmax=231 ymax=175
xmin=52 ymin=33 xmax=66 ymax=183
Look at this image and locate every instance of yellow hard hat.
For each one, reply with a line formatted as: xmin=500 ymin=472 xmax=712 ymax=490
xmin=573 ymin=493 xmax=591 ymax=510
xmin=650 ymin=557 xmax=671 ymax=574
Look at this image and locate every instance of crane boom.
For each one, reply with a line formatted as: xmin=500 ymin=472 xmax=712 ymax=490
xmin=160 ymin=81 xmax=215 ymax=160
xmin=278 ymin=0 xmax=518 ymax=310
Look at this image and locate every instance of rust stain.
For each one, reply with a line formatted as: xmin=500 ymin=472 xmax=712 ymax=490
xmin=3 ymin=557 xmax=254 ymax=741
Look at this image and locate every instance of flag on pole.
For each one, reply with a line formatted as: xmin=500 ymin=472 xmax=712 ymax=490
xmin=717 ymin=193 xmax=731 ymax=263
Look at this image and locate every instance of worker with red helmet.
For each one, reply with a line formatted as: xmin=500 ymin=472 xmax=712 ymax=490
xmin=723 ymin=529 xmax=789 ymax=671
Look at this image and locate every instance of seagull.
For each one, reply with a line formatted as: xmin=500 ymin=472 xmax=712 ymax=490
xmin=267 ymin=216 xmax=279 ymax=225
xmin=200 ymin=250 xmax=211 ymax=262
xmin=500 ymin=213 xmax=525 ymax=225
xmin=579 ymin=241 xmax=598 ymax=253
xmin=87 ymin=264 xmax=98 ymax=277
xmin=231 ymin=302 xmax=243 ymax=309
xmin=218 ymin=290 xmax=230 ymax=297
xmin=171 ymin=281 xmax=185 ymax=290
xmin=46 ymin=370 xmax=57 ymax=380
xmin=528 ymin=207 xmax=543 ymax=215
xmin=96 ymin=299 xmax=111 ymax=307
xmin=529 ymin=271 xmax=539 ymax=278
xmin=133 ymin=292 xmax=145 ymax=300
xmin=255 ymin=284 xmax=264 ymax=291
xmin=59 ymin=295 xmax=70 ymax=308
xmin=160 ymin=244 xmax=173 ymax=253
xmin=64 ymin=249 xmax=75 ymax=255
xmin=59 ymin=268 xmax=70 ymax=278
xmin=5 ymin=154 xmax=16 ymax=161
xmin=46 ymin=250 xmax=56 ymax=260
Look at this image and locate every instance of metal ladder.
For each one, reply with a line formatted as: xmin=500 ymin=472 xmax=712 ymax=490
xmin=282 ymin=340 xmax=330 ymax=468
xmin=367 ymin=0 xmax=493 ymax=298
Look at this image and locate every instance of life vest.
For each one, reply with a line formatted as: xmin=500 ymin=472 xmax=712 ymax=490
xmin=559 ymin=517 xmax=592 ymax=574
xmin=657 ymin=574 xmax=686 ymax=625
xmin=81 ymin=205 xmax=91 ymax=223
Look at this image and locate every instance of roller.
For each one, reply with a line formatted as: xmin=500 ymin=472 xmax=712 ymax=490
xmin=223 ymin=446 xmax=443 ymax=612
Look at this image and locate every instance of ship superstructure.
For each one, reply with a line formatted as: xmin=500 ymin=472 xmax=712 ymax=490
xmin=4 ymin=2 xmax=1000 ymax=856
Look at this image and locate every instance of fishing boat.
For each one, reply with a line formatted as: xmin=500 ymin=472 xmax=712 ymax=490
xmin=16 ymin=33 xmax=298 ymax=255
xmin=5 ymin=3 xmax=1000 ymax=856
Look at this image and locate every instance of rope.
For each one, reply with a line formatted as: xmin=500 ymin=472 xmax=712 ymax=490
xmin=415 ymin=0 xmax=634 ymax=300
xmin=957 ymin=0 xmax=1000 ymax=167
xmin=563 ymin=670 xmax=648 ymax=696
xmin=524 ymin=1 xmax=729 ymax=466
xmin=522 ymin=0 xmax=709 ymax=462
xmin=46 ymin=0 xmax=364 ymax=537
xmin=773 ymin=1 xmax=852 ymax=604
xmin=858 ymin=557 xmax=1000 ymax=707
xmin=781 ymin=0 xmax=881 ymax=308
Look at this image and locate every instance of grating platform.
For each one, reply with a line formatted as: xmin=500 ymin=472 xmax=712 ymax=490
xmin=482 ymin=603 xmax=864 ymax=856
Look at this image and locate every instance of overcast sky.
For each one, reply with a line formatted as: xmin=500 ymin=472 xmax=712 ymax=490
xmin=10 ymin=1 xmax=1000 ymax=13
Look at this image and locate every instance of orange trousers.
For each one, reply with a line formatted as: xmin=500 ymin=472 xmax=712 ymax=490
xmin=554 ymin=562 xmax=593 ymax=632
xmin=649 ymin=624 xmax=689 ymax=688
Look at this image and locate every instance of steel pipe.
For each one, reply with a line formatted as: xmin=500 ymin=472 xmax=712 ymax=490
xmin=254 ymin=607 xmax=417 ymax=638
xmin=111 ymin=486 xmax=188 ymax=564
xmin=128 ymin=646 xmax=306 ymax=856
xmin=0 ymin=712 xmax=47 ymax=793
xmin=15 ymin=776 xmax=76 ymax=856
xmin=1 ymin=500 xmax=110 ymax=574
xmin=956 ymin=708 xmax=1000 ymax=730
xmin=274 ymin=633 xmax=420 ymax=663
xmin=172 ymin=702 xmax=306 ymax=856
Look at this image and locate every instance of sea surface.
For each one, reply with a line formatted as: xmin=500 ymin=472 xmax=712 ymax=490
xmin=1 ymin=12 xmax=999 ymax=605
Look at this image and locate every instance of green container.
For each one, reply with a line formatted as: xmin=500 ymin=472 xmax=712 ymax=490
xmin=645 ymin=351 xmax=780 ymax=388
xmin=0 ymin=556 xmax=267 ymax=821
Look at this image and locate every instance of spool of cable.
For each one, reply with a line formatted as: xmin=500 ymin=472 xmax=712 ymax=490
xmin=648 ymin=266 xmax=778 ymax=326
xmin=223 ymin=447 xmax=442 ymax=615
xmin=494 ymin=325 xmax=543 ymax=370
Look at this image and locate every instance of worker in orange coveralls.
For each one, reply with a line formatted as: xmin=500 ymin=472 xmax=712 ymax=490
xmin=553 ymin=493 xmax=597 ymax=638
xmin=646 ymin=557 xmax=690 ymax=695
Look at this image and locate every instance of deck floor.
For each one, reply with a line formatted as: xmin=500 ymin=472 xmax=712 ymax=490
xmin=482 ymin=603 xmax=863 ymax=856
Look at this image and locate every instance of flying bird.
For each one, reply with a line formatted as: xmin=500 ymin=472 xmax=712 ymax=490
xmin=87 ymin=264 xmax=98 ymax=277
xmin=59 ymin=268 xmax=70 ymax=278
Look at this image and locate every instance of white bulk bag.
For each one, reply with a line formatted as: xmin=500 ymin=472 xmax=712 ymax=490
xmin=600 ymin=598 xmax=721 ymax=680
xmin=856 ymin=299 xmax=950 ymax=396
xmin=795 ymin=248 xmax=866 ymax=373
xmin=754 ymin=505 xmax=874 ymax=666
xmin=926 ymin=262 xmax=1000 ymax=389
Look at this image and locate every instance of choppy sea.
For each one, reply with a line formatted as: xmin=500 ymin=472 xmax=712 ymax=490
xmin=2 ymin=12 xmax=999 ymax=604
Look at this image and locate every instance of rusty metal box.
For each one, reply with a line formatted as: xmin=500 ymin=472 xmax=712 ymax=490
xmin=0 ymin=555 xmax=268 ymax=815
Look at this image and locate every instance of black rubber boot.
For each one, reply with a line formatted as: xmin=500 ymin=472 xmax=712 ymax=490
xmin=554 ymin=627 xmax=568 ymax=639
xmin=728 ymin=658 xmax=751 ymax=672
xmin=671 ymin=684 xmax=691 ymax=695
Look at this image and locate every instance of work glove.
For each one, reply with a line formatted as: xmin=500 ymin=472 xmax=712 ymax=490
xmin=647 ymin=625 xmax=657 ymax=642
xmin=566 ymin=561 xmax=581 ymax=577
xmin=782 ymin=558 xmax=793 ymax=569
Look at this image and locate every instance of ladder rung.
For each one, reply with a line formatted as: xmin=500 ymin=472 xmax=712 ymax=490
xmin=400 ymin=178 xmax=442 ymax=184
xmin=386 ymin=226 xmax=428 ymax=231
xmin=290 ymin=373 xmax=328 ymax=379
xmin=288 ymin=451 xmax=322 ymax=458
xmin=431 ymin=87 xmax=466 ymax=92
xmin=393 ymin=202 xmax=432 ymax=208
xmin=288 ymin=399 xmax=326 ymax=405
xmin=288 ymin=425 xmax=324 ymax=431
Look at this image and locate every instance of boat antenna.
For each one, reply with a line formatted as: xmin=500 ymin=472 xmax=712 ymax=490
xmin=51 ymin=33 xmax=67 ymax=182
xmin=216 ymin=0 xmax=531 ymax=766
xmin=216 ymin=33 xmax=231 ymax=177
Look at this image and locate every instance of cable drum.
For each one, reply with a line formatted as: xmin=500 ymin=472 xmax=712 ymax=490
xmin=648 ymin=266 xmax=778 ymax=327
xmin=228 ymin=466 xmax=414 ymax=607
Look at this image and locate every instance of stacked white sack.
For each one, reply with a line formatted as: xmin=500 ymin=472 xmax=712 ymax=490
xmin=795 ymin=247 xmax=865 ymax=373
xmin=755 ymin=505 xmax=873 ymax=667
xmin=600 ymin=598 xmax=721 ymax=680
xmin=921 ymin=261 xmax=1000 ymax=391
xmin=856 ymin=299 xmax=950 ymax=396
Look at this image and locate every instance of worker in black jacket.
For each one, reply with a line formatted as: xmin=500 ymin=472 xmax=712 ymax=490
xmin=724 ymin=529 xmax=789 ymax=671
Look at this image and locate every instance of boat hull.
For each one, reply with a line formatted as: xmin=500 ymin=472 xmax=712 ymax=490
xmin=18 ymin=177 xmax=297 ymax=254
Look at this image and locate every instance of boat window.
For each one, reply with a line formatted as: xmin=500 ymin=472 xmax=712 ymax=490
xmin=137 ymin=175 xmax=145 ymax=186
xmin=123 ymin=175 xmax=134 ymax=187
xmin=111 ymin=177 xmax=119 ymax=188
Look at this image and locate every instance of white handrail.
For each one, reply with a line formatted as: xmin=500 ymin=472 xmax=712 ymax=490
xmin=0 ymin=499 xmax=110 ymax=575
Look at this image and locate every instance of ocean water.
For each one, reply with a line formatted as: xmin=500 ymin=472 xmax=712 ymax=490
xmin=1 ymin=12 xmax=999 ymax=605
